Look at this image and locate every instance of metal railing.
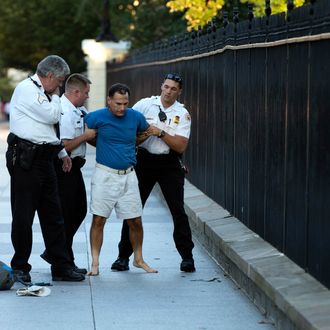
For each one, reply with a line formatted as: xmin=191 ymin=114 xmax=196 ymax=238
xmin=107 ymin=0 xmax=330 ymax=289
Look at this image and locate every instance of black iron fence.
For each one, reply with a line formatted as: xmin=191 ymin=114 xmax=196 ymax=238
xmin=106 ymin=0 xmax=330 ymax=288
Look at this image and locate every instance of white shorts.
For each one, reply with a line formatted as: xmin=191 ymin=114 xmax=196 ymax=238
xmin=90 ymin=163 xmax=142 ymax=219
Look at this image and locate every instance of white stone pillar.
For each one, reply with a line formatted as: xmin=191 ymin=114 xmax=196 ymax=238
xmin=81 ymin=39 xmax=130 ymax=111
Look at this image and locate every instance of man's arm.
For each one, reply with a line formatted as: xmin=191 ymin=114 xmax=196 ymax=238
xmin=63 ymin=125 xmax=96 ymax=152
xmin=136 ymin=132 xmax=149 ymax=145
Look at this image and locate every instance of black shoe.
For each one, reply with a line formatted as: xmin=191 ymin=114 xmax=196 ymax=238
xmin=13 ymin=270 xmax=31 ymax=283
xmin=73 ymin=264 xmax=87 ymax=275
xmin=51 ymin=267 xmax=85 ymax=281
xmin=180 ymin=259 xmax=196 ymax=272
xmin=40 ymin=251 xmax=51 ymax=264
xmin=111 ymin=257 xmax=129 ymax=271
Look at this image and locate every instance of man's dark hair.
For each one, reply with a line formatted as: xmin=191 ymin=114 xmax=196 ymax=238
xmin=108 ymin=83 xmax=130 ymax=97
xmin=163 ymin=73 xmax=183 ymax=88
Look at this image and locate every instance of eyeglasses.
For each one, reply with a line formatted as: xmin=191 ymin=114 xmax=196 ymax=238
xmin=158 ymin=106 xmax=167 ymax=122
xmin=164 ymin=73 xmax=183 ymax=85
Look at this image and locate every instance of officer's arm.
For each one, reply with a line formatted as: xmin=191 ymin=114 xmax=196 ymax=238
xmin=147 ymin=125 xmax=188 ymax=153
xmin=160 ymin=133 xmax=188 ymax=154
xmin=63 ymin=126 xmax=96 ymax=152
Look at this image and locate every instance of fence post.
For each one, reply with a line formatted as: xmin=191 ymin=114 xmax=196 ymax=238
xmin=309 ymin=0 xmax=317 ymax=15
xmin=287 ymin=0 xmax=295 ymax=22
xmin=265 ymin=0 xmax=272 ymax=25
xmin=248 ymin=2 xmax=254 ymax=31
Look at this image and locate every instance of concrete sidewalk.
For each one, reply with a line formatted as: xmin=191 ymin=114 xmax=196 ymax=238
xmin=0 ymin=121 xmax=274 ymax=330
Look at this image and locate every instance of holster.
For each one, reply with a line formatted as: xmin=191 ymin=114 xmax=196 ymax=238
xmin=6 ymin=133 xmax=18 ymax=174
xmin=6 ymin=133 xmax=63 ymax=171
xmin=17 ymin=139 xmax=38 ymax=170
xmin=72 ymin=157 xmax=86 ymax=169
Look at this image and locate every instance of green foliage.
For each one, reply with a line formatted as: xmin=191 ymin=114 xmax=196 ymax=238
xmin=127 ymin=0 xmax=186 ymax=49
xmin=0 ymin=0 xmax=100 ymax=72
xmin=0 ymin=0 xmax=186 ymax=71
xmin=0 ymin=77 xmax=14 ymax=101
xmin=167 ymin=0 xmax=225 ymax=31
xmin=240 ymin=0 xmax=305 ymax=17
xmin=166 ymin=0 xmax=306 ymax=30
xmin=0 ymin=0 xmax=307 ymax=73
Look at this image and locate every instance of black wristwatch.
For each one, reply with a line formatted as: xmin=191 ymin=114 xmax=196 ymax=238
xmin=158 ymin=130 xmax=166 ymax=138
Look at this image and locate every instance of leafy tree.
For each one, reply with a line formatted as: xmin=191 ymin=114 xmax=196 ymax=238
xmin=0 ymin=0 xmax=307 ymax=73
xmin=126 ymin=0 xmax=187 ymax=49
xmin=0 ymin=0 xmax=186 ymax=72
xmin=0 ymin=76 xmax=14 ymax=102
xmin=167 ymin=0 xmax=225 ymax=31
xmin=0 ymin=0 xmax=100 ymax=72
xmin=240 ymin=0 xmax=305 ymax=17
xmin=167 ymin=0 xmax=306 ymax=30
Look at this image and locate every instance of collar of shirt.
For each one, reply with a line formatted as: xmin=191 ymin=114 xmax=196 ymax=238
xmin=30 ymin=74 xmax=46 ymax=93
xmin=61 ymin=95 xmax=86 ymax=116
xmin=61 ymin=94 xmax=77 ymax=113
xmin=150 ymin=95 xmax=184 ymax=112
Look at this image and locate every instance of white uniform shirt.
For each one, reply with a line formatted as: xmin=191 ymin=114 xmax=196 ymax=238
xmin=134 ymin=96 xmax=191 ymax=154
xmin=9 ymin=73 xmax=66 ymax=158
xmin=60 ymin=95 xmax=87 ymax=159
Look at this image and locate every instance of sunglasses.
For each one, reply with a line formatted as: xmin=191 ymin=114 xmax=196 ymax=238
xmin=158 ymin=106 xmax=167 ymax=122
xmin=164 ymin=73 xmax=183 ymax=85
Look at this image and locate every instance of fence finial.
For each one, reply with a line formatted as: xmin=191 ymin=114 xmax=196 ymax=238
xmin=248 ymin=3 xmax=254 ymax=29
xmin=233 ymin=7 xmax=239 ymax=29
xmin=265 ymin=0 xmax=272 ymax=24
xmin=211 ymin=17 xmax=217 ymax=33
xmin=223 ymin=11 xmax=229 ymax=35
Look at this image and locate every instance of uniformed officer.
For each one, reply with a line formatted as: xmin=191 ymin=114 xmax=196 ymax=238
xmin=111 ymin=73 xmax=195 ymax=272
xmin=40 ymin=73 xmax=96 ymax=274
xmin=6 ymin=55 xmax=85 ymax=282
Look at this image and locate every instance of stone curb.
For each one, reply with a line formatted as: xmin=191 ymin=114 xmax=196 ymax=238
xmin=182 ymin=180 xmax=330 ymax=330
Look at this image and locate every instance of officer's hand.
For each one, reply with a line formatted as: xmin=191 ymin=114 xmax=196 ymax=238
xmin=62 ymin=156 xmax=72 ymax=172
xmin=148 ymin=125 xmax=162 ymax=137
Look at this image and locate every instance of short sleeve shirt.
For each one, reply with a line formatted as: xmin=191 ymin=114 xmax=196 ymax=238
xmin=9 ymin=74 xmax=62 ymax=145
xmin=60 ymin=95 xmax=87 ymax=159
xmin=133 ymin=96 xmax=191 ymax=154
xmin=85 ymin=108 xmax=149 ymax=169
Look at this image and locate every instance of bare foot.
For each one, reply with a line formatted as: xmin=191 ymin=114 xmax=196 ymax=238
xmin=133 ymin=260 xmax=158 ymax=273
xmin=87 ymin=264 xmax=99 ymax=276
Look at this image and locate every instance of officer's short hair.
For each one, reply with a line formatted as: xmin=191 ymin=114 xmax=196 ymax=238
xmin=65 ymin=73 xmax=91 ymax=92
xmin=36 ymin=55 xmax=70 ymax=79
xmin=108 ymin=83 xmax=130 ymax=98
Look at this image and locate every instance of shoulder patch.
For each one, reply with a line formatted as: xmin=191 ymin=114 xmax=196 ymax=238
xmin=38 ymin=93 xmax=48 ymax=104
xmin=185 ymin=113 xmax=191 ymax=121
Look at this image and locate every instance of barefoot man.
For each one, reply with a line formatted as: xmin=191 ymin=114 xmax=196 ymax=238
xmin=84 ymin=83 xmax=157 ymax=275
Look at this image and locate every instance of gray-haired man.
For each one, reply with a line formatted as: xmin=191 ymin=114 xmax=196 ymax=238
xmin=6 ymin=55 xmax=85 ymax=283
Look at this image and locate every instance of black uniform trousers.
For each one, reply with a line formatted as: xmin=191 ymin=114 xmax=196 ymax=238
xmin=117 ymin=148 xmax=194 ymax=260
xmin=55 ymin=158 xmax=87 ymax=265
xmin=9 ymin=158 xmax=71 ymax=273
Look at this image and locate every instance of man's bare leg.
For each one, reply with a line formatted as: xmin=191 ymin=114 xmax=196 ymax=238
xmin=87 ymin=215 xmax=106 ymax=276
xmin=126 ymin=217 xmax=157 ymax=273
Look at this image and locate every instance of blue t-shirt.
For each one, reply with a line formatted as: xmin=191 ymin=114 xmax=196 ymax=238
xmin=85 ymin=108 xmax=148 ymax=169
